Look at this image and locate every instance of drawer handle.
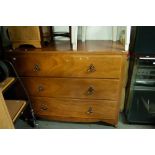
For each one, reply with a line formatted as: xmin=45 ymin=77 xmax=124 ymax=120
xmin=12 ymin=57 xmax=16 ymax=61
xmin=34 ymin=64 xmax=40 ymax=72
xmin=87 ymin=64 xmax=96 ymax=73
xmin=38 ymin=85 xmax=44 ymax=92
xmin=87 ymin=86 xmax=95 ymax=95
xmin=40 ymin=104 xmax=48 ymax=111
xmin=87 ymin=107 xmax=93 ymax=114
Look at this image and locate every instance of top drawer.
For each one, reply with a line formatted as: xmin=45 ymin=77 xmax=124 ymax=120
xmin=9 ymin=52 xmax=122 ymax=78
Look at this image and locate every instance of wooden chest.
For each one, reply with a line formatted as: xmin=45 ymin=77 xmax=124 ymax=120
xmin=7 ymin=41 xmax=127 ymax=126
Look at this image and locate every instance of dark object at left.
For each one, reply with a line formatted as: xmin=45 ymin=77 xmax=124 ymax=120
xmin=0 ymin=61 xmax=9 ymax=82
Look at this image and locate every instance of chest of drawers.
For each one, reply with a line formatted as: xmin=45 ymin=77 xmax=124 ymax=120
xmin=7 ymin=41 xmax=127 ymax=126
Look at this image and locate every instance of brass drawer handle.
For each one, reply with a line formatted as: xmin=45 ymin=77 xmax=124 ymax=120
xmin=87 ymin=64 xmax=96 ymax=73
xmin=86 ymin=86 xmax=95 ymax=95
xmin=34 ymin=64 xmax=40 ymax=72
xmin=87 ymin=107 xmax=93 ymax=114
xmin=38 ymin=85 xmax=44 ymax=92
xmin=40 ymin=104 xmax=48 ymax=111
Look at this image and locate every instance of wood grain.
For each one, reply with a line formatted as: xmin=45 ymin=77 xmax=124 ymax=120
xmin=11 ymin=40 xmax=125 ymax=52
xmin=6 ymin=100 xmax=27 ymax=122
xmin=0 ymin=78 xmax=27 ymax=128
xmin=31 ymin=97 xmax=118 ymax=125
xmin=0 ymin=93 xmax=14 ymax=129
xmin=9 ymin=52 xmax=122 ymax=78
xmin=21 ymin=77 xmax=120 ymax=100
xmin=8 ymin=26 xmax=41 ymax=48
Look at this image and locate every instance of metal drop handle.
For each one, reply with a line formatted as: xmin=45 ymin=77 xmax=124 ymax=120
xmin=87 ymin=86 xmax=95 ymax=95
xmin=40 ymin=103 xmax=48 ymax=111
xmin=34 ymin=64 xmax=40 ymax=72
xmin=87 ymin=107 xmax=93 ymax=114
xmin=87 ymin=64 xmax=96 ymax=73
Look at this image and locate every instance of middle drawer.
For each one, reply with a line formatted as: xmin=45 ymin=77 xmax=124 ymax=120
xmin=21 ymin=77 xmax=120 ymax=100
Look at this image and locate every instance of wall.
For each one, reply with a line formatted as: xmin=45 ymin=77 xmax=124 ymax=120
xmin=54 ymin=26 xmax=126 ymax=40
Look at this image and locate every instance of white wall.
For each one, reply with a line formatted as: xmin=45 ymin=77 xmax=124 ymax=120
xmin=54 ymin=26 xmax=126 ymax=41
xmin=84 ymin=26 xmax=113 ymax=40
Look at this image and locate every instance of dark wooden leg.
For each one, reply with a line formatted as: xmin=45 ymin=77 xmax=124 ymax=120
xmin=39 ymin=26 xmax=44 ymax=47
xmin=50 ymin=26 xmax=54 ymax=43
xmin=114 ymin=124 xmax=118 ymax=128
xmin=69 ymin=26 xmax=72 ymax=45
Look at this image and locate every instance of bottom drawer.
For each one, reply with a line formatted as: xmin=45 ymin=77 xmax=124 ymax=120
xmin=31 ymin=97 xmax=119 ymax=125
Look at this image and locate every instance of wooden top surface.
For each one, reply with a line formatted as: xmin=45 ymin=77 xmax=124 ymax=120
xmin=9 ymin=40 xmax=127 ymax=54
xmin=0 ymin=77 xmax=15 ymax=93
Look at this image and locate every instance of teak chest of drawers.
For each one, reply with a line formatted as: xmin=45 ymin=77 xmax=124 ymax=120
xmin=7 ymin=41 xmax=127 ymax=126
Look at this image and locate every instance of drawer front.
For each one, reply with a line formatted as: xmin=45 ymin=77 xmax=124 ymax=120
xmin=31 ymin=97 xmax=118 ymax=120
xmin=22 ymin=77 xmax=120 ymax=100
xmin=9 ymin=53 xmax=122 ymax=78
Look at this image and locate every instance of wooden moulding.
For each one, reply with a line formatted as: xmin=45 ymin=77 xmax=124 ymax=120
xmin=7 ymin=53 xmax=123 ymax=78
xmin=21 ymin=77 xmax=121 ymax=100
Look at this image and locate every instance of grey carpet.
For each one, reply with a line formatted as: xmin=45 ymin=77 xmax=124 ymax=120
xmin=15 ymin=113 xmax=155 ymax=129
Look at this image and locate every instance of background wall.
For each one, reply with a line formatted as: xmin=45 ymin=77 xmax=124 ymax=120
xmin=54 ymin=26 xmax=126 ymax=41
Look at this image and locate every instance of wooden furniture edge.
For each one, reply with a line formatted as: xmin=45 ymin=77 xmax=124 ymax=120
xmin=0 ymin=77 xmax=15 ymax=93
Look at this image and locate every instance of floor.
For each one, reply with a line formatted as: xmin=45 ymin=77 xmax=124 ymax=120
xmin=15 ymin=113 xmax=155 ymax=129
